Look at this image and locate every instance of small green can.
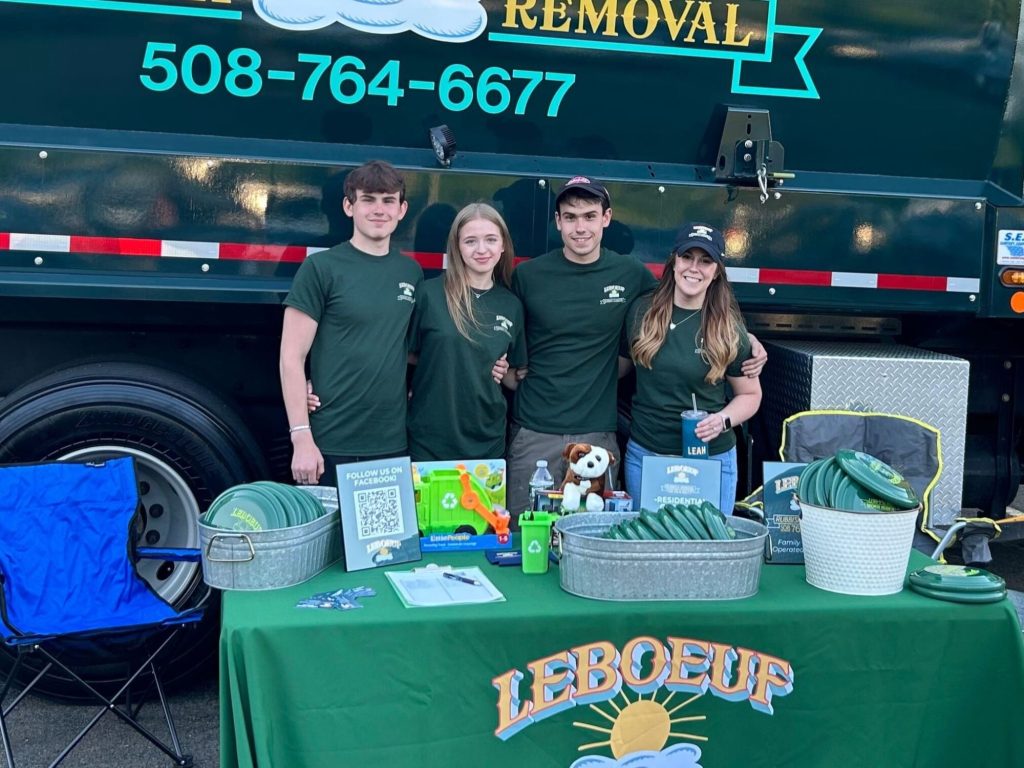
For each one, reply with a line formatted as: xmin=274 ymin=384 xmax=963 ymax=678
xmin=520 ymin=512 xmax=557 ymax=574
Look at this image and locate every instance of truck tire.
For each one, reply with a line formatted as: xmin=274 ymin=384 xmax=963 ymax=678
xmin=0 ymin=362 xmax=267 ymax=700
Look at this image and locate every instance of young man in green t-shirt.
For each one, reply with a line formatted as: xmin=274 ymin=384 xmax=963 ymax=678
xmin=507 ymin=176 xmax=767 ymax=515
xmin=507 ymin=176 xmax=657 ymax=514
xmin=280 ymin=160 xmax=422 ymax=485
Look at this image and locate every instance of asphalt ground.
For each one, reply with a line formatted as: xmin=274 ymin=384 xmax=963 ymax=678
xmin=3 ymin=538 xmax=1023 ymax=768
xmin=0 ymin=673 xmax=219 ymax=768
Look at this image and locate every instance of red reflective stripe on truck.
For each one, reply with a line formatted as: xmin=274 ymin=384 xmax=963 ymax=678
xmin=70 ymin=236 xmax=161 ymax=257
xmin=404 ymin=251 xmax=445 ymax=270
xmin=219 ymin=243 xmax=307 ymax=262
xmin=0 ymin=233 xmax=974 ymax=294
xmin=759 ymin=269 xmax=833 ymax=286
xmin=877 ymin=274 xmax=947 ymax=291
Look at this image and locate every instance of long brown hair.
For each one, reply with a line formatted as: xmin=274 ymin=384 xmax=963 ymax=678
xmin=444 ymin=203 xmax=515 ymax=341
xmin=631 ymin=248 xmax=744 ymax=383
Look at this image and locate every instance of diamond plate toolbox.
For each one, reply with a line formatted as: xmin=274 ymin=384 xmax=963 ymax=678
xmin=760 ymin=341 xmax=968 ymax=526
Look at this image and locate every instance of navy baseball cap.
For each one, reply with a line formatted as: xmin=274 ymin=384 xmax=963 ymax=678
xmin=555 ymin=175 xmax=611 ymax=208
xmin=672 ymin=222 xmax=725 ymax=262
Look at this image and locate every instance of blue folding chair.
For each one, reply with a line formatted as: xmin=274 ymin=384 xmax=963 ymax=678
xmin=0 ymin=458 xmax=206 ymax=767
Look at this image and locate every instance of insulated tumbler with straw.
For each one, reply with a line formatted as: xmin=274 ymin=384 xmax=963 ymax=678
xmin=681 ymin=394 xmax=709 ymax=458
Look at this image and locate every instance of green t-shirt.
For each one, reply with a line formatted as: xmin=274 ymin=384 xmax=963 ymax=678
xmin=407 ymin=278 xmax=526 ymax=461
xmin=511 ymin=247 xmax=656 ymax=434
xmin=284 ymin=241 xmax=423 ymax=455
xmin=625 ymin=298 xmax=751 ymax=456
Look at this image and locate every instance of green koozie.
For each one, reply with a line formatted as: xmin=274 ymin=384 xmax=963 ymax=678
xmin=520 ymin=512 xmax=556 ymax=574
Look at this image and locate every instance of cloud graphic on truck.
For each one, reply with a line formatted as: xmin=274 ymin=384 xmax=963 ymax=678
xmin=254 ymin=0 xmax=488 ymax=42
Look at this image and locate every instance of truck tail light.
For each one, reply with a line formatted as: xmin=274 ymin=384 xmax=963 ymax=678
xmin=999 ymin=269 xmax=1024 ymax=287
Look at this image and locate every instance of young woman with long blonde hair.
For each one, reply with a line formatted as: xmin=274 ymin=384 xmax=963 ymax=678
xmin=622 ymin=222 xmax=762 ymax=515
xmin=404 ymin=203 xmax=525 ymax=460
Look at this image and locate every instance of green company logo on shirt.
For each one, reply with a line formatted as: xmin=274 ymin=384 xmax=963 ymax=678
xmin=397 ymin=282 xmax=417 ymax=303
xmin=601 ymin=284 xmax=626 ymax=305
xmin=494 ymin=315 xmax=514 ymax=337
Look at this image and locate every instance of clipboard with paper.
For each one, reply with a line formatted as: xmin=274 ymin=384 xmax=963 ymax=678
xmin=384 ymin=564 xmax=505 ymax=608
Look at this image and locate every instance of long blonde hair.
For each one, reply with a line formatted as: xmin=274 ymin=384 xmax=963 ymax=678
xmin=444 ymin=203 xmax=515 ymax=341
xmin=631 ymin=248 xmax=744 ymax=384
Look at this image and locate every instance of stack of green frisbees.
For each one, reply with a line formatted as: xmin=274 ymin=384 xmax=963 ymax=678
xmin=797 ymin=449 xmax=920 ymax=513
xmin=201 ymin=482 xmax=328 ymax=532
xmin=602 ymin=502 xmax=737 ymax=541
xmin=907 ymin=564 xmax=1006 ymax=603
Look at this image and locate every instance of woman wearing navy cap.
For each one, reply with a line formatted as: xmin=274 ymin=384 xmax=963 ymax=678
xmin=621 ymin=222 xmax=762 ymax=515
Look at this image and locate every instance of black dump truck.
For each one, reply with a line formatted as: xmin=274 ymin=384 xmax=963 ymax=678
xmin=0 ymin=0 xmax=1021 ymax=690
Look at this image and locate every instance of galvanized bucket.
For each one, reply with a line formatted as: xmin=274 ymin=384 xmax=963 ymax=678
xmin=198 ymin=508 xmax=341 ymax=591
xmin=555 ymin=512 xmax=767 ymax=601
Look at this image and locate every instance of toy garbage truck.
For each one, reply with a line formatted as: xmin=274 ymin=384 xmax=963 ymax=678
xmin=414 ymin=467 xmax=509 ymax=536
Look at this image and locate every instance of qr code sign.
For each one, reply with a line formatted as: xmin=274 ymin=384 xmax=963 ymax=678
xmin=354 ymin=485 xmax=404 ymax=539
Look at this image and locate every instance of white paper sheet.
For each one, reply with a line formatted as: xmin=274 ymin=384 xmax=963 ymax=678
xmin=385 ymin=564 xmax=505 ymax=608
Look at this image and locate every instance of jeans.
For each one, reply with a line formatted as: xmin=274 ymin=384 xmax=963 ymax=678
xmin=624 ymin=438 xmax=738 ymax=515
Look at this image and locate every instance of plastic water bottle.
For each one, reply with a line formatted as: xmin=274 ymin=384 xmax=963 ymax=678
xmin=528 ymin=459 xmax=555 ymax=511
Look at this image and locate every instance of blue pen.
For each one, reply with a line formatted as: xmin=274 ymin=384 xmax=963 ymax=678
xmin=442 ymin=571 xmax=480 ymax=586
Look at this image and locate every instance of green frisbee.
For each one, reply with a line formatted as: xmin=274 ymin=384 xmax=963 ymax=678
xmin=833 ymin=475 xmax=900 ymax=513
xmin=205 ymin=487 xmax=282 ymax=531
xmin=829 ymin=464 xmax=847 ymax=509
xmin=294 ymin=486 xmax=332 ymax=520
xmin=797 ymin=459 xmax=826 ymax=506
xmin=246 ymin=483 xmax=291 ymax=527
xmin=204 ymin=485 xmax=258 ymax=526
xmin=252 ymin=481 xmax=303 ymax=527
xmin=815 ymin=458 xmax=839 ymax=508
xmin=282 ymin=484 xmax=317 ymax=524
xmin=835 ymin=449 xmax=919 ymax=509
xmin=909 ymin=582 xmax=1006 ymax=604
xmin=288 ymin=484 xmax=324 ymax=523
xmin=204 ymin=486 xmax=238 ymax=523
xmin=276 ymin=482 xmax=320 ymax=525
xmin=908 ymin=564 xmax=1006 ymax=594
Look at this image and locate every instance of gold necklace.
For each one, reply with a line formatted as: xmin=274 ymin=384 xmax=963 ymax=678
xmin=670 ymin=307 xmax=701 ymax=331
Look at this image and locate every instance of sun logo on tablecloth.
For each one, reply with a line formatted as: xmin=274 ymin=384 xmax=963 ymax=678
xmin=572 ymin=690 xmax=707 ymax=765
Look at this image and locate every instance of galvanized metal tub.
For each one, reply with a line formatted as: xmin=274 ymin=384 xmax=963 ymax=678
xmin=555 ymin=512 xmax=767 ymax=601
xmin=198 ymin=508 xmax=341 ymax=591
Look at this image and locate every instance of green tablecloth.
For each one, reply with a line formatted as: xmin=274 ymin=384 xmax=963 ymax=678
xmin=220 ymin=551 xmax=1024 ymax=767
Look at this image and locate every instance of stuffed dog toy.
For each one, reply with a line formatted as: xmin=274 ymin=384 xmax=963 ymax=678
xmin=561 ymin=443 xmax=615 ymax=512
